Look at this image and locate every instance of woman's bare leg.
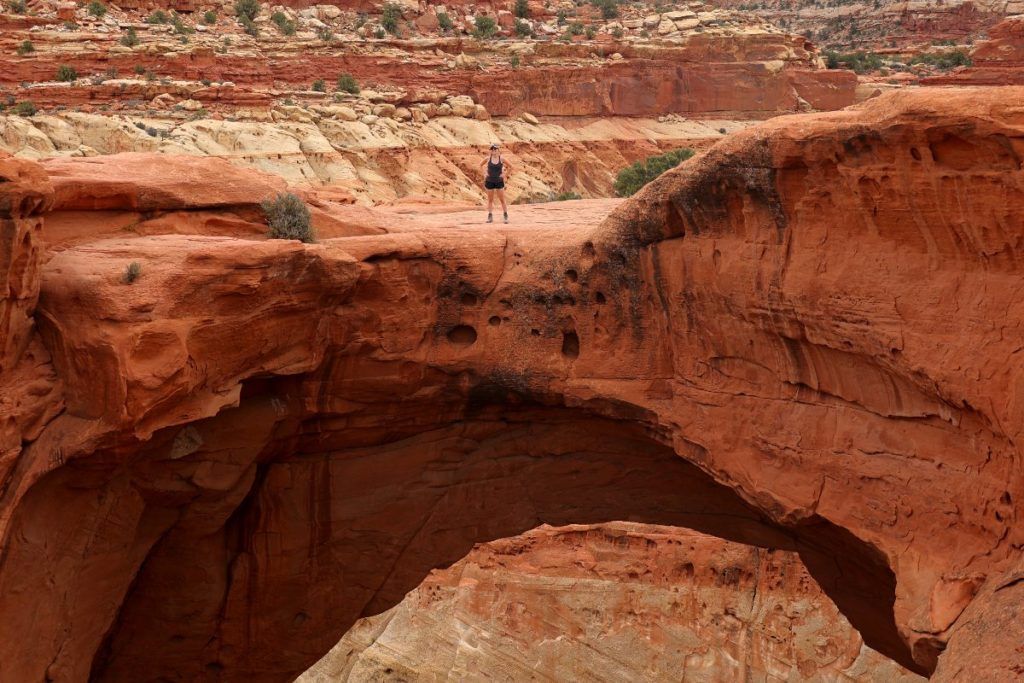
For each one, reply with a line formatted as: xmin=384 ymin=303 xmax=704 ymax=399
xmin=497 ymin=189 xmax=507 ymax=214
xmin=486 ymin=189 xmax=495 ymax=214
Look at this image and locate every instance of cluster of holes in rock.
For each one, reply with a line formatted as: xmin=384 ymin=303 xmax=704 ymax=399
xmin=440 ymin=240 xmax=627 ymax=359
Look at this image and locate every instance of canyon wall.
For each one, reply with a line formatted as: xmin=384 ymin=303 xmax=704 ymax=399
xmin=0 ymin=86 xmax=1022 ymax=682
xmin=300 ymin=524 xmax=923 ymax=682
xmin=0 ymin=112 xmax=738 ymax=203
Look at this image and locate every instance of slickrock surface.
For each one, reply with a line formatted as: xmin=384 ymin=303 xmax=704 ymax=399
xmin=299 ymin=524 xmax=924 ymax=682
xmin=1 ymin=86 xmax=1023 ymax=682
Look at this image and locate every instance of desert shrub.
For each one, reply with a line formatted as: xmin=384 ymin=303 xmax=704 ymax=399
xmin=823 ymin=50 xmax=882 ymax=73
xmin=12 ymin=100 xmax=36 ymax=116
xmin=317 ymin=25 xmax=333 ymax=40
xmin=374 ymin=26 xmax=385 ymax=38
xmin=121 ymin=27 xmax=139 ymax=46
xmin=262 ymin=193 xmax=314 ymax=242
xmin=235 ymin=0 xmax=259 ymax=20
xmin=381 ymin=2 xmax=401 ymax=34
xmin=514 ymin=0 xmax=529 ymax=18
xmin=718 ymin=127 xmax=727 ymax=134
xmin=584 ymin=24 xmax=595 ymax=39
xmin=910 ymin=49 xmax=971 ymax=70
xmin=8 ymin=0 xmax=26 ymax=13
xmin=436 ymin=11 xmax=453 ymax=32
xmin=510 ymin=54 xmax=521 ymax=67
xmin=56 ymin=64 xmax=78 ymax=82
xmin=336 ymin=72 xmax=359 ymax=93
xmin=311 ymin=78 xmax=326 ymax=92
xmin=555 ymin=191 xmax=581 ymax=200
xmin=556 ymin=9 xmax=567 ymax=24
xmin=171 ymin=13 xmax=194 ymax=34
xmin=146 ymin=10 xmax=167 ymax=23
xmin=203 ymin=10 xmax=216 ymax=24
xmin=87 ymin=0 xmax=105 ymax=17
xmin=133 ymin=64 xmax=145 ymax=74
xmin=270 ymin=10 xmax=296 ymax=35
xmin=613 ymin=148 xmax=695 ymax=197
xmin=568 ymin=21 xmax=584 ymax=35
xmin=591 ymin=0 xmax=618 ymax=19
xmin=16 ymin=40 xmax=34 ymax=55
xmin=122 ymin=262 xmax=142 ymax=284
xmin=611 ymin=25 xmax=623 ymax=38
xmin=474 ymin=14 xmax=497 ymax=38
xmin=514 ymin=19 xmax=530 ymax=37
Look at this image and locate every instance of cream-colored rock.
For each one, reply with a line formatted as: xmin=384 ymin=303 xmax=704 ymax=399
xmin=393 ymin=107 xmax=412 ymax=121
xmin=411 ymin=108 xmax=428 ymax=123
xmin=474 ymin=104 xmax=490 ymax=121
xmin=359 ymin=114 xmax=378 ymax=125
xmin=521 ymin=112 xmax=539 ymax=124
xmin=179 ymin=99 xmax=204 ymax=112
xmin=447 ymin=96 xmax=476 ymax=118
xmin=454 ymin=52 xmax=477 ymax=68
xmin=436 ymin=103 xmax=452 ymax=116
xmin=643 ymin=14 xmax=661 ymax=28
xmin=657 ymin=19 xmax=676 ymax=35
xmin=610 ymin=52 xmax=623 ymax=60
xmin=674 ymin=17 xmax=701 ymax=30
xmin=372 ymin=103 xmax=396 ymax=118
xmin=317 ymin=4 xmax=342 ymax=20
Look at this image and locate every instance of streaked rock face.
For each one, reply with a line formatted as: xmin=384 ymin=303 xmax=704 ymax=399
xmin=300 ymin=524 xmax=924 ymax=683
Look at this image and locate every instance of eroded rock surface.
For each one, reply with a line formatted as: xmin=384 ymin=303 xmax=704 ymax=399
xmin=300 ymin=524 xmax=924 ymax=682
xmin=0 ymin=86 xmax=1022 ymax=682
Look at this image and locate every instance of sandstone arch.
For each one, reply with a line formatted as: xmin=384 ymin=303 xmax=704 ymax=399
xmin=2 ymin=87 xmax=1024 ymax=681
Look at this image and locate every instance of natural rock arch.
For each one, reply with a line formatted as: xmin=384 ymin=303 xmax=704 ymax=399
xmin=1 ymin=87 xmax=1023 ymax=681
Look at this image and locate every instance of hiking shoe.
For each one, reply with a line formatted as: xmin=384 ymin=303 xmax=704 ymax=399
xmin=503 ymin=212 xmax=509 ymax=223
xmin=486 ymin=213 xmax=493 ymax=223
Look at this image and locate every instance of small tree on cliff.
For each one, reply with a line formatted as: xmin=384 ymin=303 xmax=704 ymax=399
xmin=381 ymin=3 xmax=402 ymax=35
xmin=56 ymin=64 xmax=78 ymax=82
xmin=235 ymin=0 xmax=259 ymax=21
xmin=262 ymin=193 xmax=315 ymax=243
xmin=336 ymin=73 xmax=360 ymax=94
xmin=514 ymin=0 xmax=530 ymax=18
xmin=613 ymin=148 xmax=695 ymax=197
xmin=473 ymin=15 xmax=498 ymax=39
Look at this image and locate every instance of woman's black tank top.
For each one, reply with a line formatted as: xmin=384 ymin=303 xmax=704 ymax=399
xmin=487 ymin=155 xmax=503 ymax=181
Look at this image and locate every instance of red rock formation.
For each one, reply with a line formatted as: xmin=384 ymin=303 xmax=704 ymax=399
xmin=0 ymin=86 xmax=1022 ymax=682
xmin=301 ymin=524 xmax=924 ymax=682
xmin=0 ymin=34 xmax=855 ymax=118
xmin=923 ymin=17 xmax=1024 ymax=85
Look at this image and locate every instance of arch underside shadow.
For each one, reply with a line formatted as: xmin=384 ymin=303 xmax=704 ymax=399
xmin=92 ymin=379 xmax=919 ymax=680
xmin=3 ymin=374 xmax=917 ymax=681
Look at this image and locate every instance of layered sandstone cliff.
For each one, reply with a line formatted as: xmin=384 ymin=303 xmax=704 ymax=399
xmin=300 ymin=524 xmax=923 ymax=682
xmin=0 ymin=86 xmax=1023 ymax=682
xmin=0 ymin=111 xmax=740 ymax=203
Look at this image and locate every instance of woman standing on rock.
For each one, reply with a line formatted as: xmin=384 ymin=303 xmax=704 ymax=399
xmin=481 ymin=143 xmax=511 ymax=223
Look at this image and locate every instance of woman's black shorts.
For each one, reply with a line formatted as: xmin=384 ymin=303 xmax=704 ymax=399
xmin=485 ymin=179 xmax=505 ymax=190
